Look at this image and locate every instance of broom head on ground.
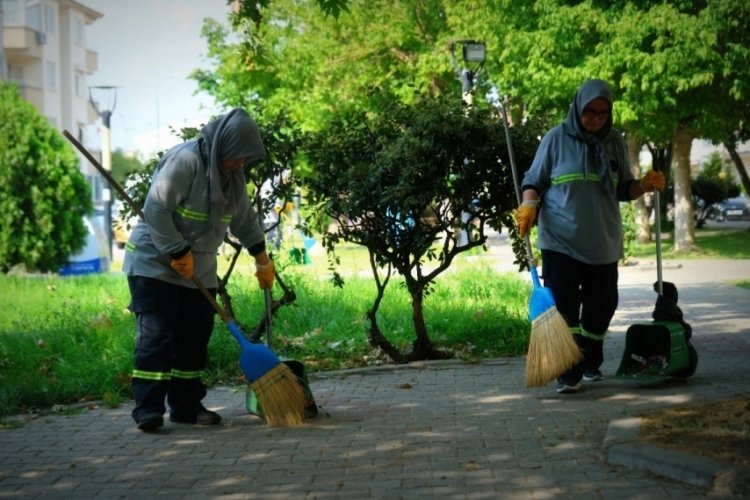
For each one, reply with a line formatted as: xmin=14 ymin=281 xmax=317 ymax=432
xmin=524 ymin=266 xmax=583 ymax=388
xmin=227 ymin=321 xmax=307 ymax=426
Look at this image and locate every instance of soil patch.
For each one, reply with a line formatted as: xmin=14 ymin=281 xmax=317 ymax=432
xmin=639 ymin=396 xmax=750 ymax=467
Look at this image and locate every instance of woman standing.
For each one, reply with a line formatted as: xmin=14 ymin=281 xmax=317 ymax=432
xmin=516 ymin=79 xmax=664 ymax=393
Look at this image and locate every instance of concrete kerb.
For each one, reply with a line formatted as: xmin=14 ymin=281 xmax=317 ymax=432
xmin=603 ymin=417 xmax=750 ymax=496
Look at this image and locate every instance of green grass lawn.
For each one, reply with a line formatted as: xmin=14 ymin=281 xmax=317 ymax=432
xmin=631 ymin=226 xmax=750 ymax=259
xmin=0 ymin=253 xmax=528 ymax=417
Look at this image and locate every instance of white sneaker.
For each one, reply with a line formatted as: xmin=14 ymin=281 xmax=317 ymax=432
xmin=556 ymin=381 xmax=581 ymax=394
xmin=583 ymin=369 xmax=604 ymax=382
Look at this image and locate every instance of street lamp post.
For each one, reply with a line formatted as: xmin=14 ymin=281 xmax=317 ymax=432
xmin=449 ymin=40 xmax=486 ymax=246
xmin=89 ymin=85 xmax=118 ymax=260
xmin=449 ymin=40 xmax=486 ymax=106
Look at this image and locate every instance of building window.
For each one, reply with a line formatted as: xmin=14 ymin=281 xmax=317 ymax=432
xmin=8 ymin=64 xmax=24 ymax=84
xmin=25 ymin=4 xmax=42 ymax=31
xmin=3 ymin=0 xmax=22 ymax=25
xmin=44 ymin=5 xmax=56 ymax=35
xmin=46 ymin=60 xmax=56 ymax=89
xmin=75 ymin=73 xmax=84 ymax=97
xmin=74 ymin=17 xmax=84 ymax=46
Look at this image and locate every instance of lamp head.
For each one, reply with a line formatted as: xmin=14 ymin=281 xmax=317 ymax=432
xmin=462 ymin=42 xmax=486 ymax=63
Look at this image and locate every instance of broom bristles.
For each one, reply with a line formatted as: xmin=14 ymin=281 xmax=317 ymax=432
xmin=249 ymin=363 xmax=307 ymax=426
xmin=525 ymin=307 xmax=584 ymax=388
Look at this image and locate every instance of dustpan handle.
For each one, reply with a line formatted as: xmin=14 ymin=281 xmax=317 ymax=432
xmin=652 ymin=167 xmax=663 ymax=295
xmin=264 ymin=288 xmax=273 ymax=349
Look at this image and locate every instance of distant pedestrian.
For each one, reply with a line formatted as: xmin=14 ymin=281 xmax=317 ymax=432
xmin=515 ymin=79 xmax=665 ymax=394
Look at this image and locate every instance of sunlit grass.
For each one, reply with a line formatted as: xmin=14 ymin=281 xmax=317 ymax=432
xmin=631 ymin=227 xmax=750 ymax=259
xmin=0 ymin=250 xmax=530 ymax=416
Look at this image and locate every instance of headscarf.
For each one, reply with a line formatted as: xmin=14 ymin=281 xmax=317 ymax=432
xmin=199 ymin=108 xmax=267 ymax=226
xmin=561 ymin=79 xmax=615 ymax=191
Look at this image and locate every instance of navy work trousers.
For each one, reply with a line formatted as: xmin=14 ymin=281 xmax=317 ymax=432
xmin=540 ymin=250 xmax=619 ymax=384
xmin=127 ymin=276 xmax=216 ymax=423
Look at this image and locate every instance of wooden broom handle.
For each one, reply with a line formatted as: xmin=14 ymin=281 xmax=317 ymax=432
xmin=63 ymin=130 xmax=145 ymax=221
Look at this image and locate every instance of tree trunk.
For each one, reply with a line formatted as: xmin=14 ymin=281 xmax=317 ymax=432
xmin=628 ymin=135 xmax=650 ymax=244
xmin=671 ymin=127 xmax=697 ymax=252
xmin=724 ymin=142 xmax=750 ymax=197
xmin=365 ymin=256 xmax=405 ymax=363
xmin=367 ymin=310 xmax=406 ymax=364
xmin=408 ymin=286 xmax=453 ymax=361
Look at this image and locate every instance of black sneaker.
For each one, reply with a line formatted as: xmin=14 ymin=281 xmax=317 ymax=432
xmin=583 ymin=369 xmax=604 ymax=382
xmin=556 ymin=380 xmax=581 ymax=394
xmin=170 ymin=409 xmax=222 ymax=426
xmin=137 ymin=414 xmax=164 ymax=432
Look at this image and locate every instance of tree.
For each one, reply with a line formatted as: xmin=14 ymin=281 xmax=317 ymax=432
xmin=595 ymin=1 xmax=750 ymax=252
xmin=303 ymin=92 xmax=543 ymax=362
xmin=0 ymin=82 xmax=92 ymax=273
xmin=447 ymin=1 xmax=750 ymax=252
xmin=194 ymin=0 xmax=461 ymax=131
xmin=234 ymin=0 xmax=350 ymax=24
xmin=110 ymin=149 xmax=145 ymax=187
xmin=692 ymin=152 xmax=740 ymax=228
xmin=697 ymin=1 xmax=750 ymax=198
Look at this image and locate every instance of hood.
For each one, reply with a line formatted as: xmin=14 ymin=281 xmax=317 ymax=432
xmin=200 ymin=108 xmax=267 ymax=226
xmin=563 ymin=78 xmax=613 ymax=141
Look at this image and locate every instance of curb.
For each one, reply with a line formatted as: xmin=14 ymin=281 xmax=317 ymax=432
xmin=603 ymin=417 xmax=750 ymax=497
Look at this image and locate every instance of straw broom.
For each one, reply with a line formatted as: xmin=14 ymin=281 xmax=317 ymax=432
xmin=191 ymin=279 xmax=306 ymax=427
xmin=498 ymin=104 xmax=584 ymax=388
xmin=63 ymin=130 xmax=306 ymax=426
xmin=523 ymin=273 xmax=584 ymax=388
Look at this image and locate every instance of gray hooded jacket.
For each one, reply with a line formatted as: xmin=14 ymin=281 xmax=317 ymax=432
xmin=521 ymin=79 xmax=635 ymax=265
xmin=123 ymin=108 xmax=267 ymax=287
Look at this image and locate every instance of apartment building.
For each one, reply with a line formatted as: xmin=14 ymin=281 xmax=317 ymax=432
xmin=2 ymin=0 xmax=102 ymax=180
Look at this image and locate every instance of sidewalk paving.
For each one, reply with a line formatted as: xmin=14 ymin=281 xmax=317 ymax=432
xmin=1 ymin=259 xmax=748 ymax=499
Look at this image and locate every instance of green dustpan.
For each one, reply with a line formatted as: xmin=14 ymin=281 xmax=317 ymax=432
xmin=614 ymin=321 xmax=690 ymax=384
xmin=615 ymin=184 xmax=696 ymax=384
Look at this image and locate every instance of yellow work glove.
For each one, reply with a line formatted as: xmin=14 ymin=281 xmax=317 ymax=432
xmin=255 ymin=259 xmax=275 ymax=289
xmin=514 ymin=201 xmax=538 ymax=239
xmin=170 ymin=250 xmax=194 ymax=279
xmin=641 ymin=170 xmax=665 ymax=192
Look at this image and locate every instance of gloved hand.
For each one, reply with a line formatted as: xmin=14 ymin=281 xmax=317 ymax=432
xmin=514 ymin=201 xmax=538 ymax=238
xmin=641 ymin=170 xmax=665 ymax=192
xmin=255 ymin=259 xmax=275 ymax=289
xmin=170 ymin=250 xmax=194 ymax=279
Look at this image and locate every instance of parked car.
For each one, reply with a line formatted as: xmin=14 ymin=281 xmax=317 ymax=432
xmin=715 ymin=196 xmax=750 ymax=222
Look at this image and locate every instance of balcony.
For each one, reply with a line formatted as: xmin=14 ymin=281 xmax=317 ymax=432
xmin=3 ymin=26 xmax=44 ymax=62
